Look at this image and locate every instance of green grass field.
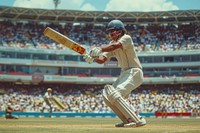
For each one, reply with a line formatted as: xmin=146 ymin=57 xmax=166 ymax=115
xmin=0 ymin=117 xmax=199 ymax=133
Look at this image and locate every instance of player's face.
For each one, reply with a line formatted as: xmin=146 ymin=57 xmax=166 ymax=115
xmin=108 ymin=29 xmax=120 ymax=41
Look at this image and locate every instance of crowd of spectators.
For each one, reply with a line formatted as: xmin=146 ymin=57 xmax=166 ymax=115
xmin=0 ymin=20 xmax=199 ymax=116
xmin=0 ymin=21 xmax=199 ymax=52
xmin=0 ymin=84 xmax=199 ymax=115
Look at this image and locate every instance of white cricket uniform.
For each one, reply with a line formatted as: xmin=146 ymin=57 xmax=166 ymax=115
xmin=41 ymin=92 xmax=53 ymax=117
xmin=104 ymin=34 xmax=143 ymax=98
xmin=43 ymin=92 xmax=52 ymax=107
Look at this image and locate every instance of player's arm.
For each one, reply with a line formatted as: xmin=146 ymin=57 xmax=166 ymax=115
xmin=84 ymin=42 xmax=122 ymax=64
xmin=47 ymin=98 xmax=50 ymax=102
xmin=100 ymin=42 xmax=123 ymax=52
xmin=89 ymin=42 xmax=122 ymax=58
xmin=84 ymin=53 xmax=108 ymax=64
xmin=94 ymin=55 xmax=108 ymax=64
xmin=47 ymin=97 xmax=52 ymax=104
xmin=44 ymin=94 xmax=52 ymax=104
xmin=93 ymin=42 xmax=123 ymax=64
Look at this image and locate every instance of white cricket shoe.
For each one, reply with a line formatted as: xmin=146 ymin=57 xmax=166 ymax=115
xmin=136 ymin=117 xmax=147 ymax=127
xmin=115 ymin=117 xmax=146 ymax=128
xmin=115 ymin=122 xmax=136 ymax=127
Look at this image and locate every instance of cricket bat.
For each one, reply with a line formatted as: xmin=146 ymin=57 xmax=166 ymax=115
xmin=43 ymin=27 xmax=86 ymax=55
xmin=52 ymin=96 xmax=66 ymax=110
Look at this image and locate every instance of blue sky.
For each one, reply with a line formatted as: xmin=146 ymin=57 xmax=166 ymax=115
xmin=0 ymin=0 xmax=199 ymax=11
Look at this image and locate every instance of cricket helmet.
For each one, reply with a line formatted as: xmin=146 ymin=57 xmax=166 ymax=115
xmin=106 ymin=19 xmax=125 ymax=31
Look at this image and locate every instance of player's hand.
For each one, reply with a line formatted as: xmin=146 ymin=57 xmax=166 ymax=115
xmin=90 ymin=47 xmax=102 ymax=57
xmin=83 ymin=53 xmax=94 ymax=64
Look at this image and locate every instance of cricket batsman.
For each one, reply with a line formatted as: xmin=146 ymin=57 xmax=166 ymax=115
xmin=84 ymin=19 xmax=146 ymax=127
xmin=5 ymin=103 xmax=18 ymax=119
xmin=41 ymin=88 xmax=53 ymax=118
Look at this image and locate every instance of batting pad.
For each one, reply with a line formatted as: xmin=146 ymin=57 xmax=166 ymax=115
xmin=103 ymin=90 xmax=129 ymax=124
xmin=103 ymin=85 xmax=141 ymax=123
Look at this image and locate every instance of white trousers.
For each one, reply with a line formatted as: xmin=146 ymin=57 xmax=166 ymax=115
xmin=112 ymin=68 xmax=143 ymax=99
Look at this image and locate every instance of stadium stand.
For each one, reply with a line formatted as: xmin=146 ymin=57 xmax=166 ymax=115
xmin=0 ymin=6 xmax=199 ymax=118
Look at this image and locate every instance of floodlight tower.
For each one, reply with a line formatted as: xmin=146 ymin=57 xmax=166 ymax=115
xmin=53 ymin=0 xmax=61 ymax=9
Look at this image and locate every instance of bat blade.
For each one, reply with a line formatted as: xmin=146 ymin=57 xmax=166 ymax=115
xmin=52 ymin=96 xmax=66 ymax=110
xmin=43 ymin=27 xmax=86 ymax=55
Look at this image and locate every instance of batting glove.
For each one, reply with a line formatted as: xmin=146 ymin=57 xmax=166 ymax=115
xmin=83 ymin=53 xmax=94 ymax=64
xmin=90 ymin=47 xmax=102 ymax=57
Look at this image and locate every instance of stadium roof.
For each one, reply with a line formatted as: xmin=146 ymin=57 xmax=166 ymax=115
xmin=0 ymin=6 xmax=199 ymax=24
